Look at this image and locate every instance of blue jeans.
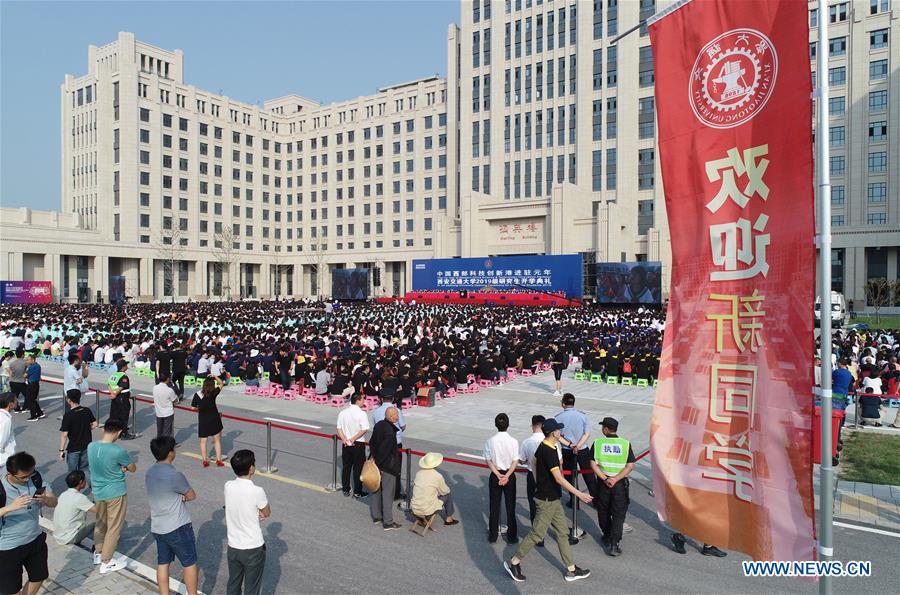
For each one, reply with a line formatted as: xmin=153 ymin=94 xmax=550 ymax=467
xmin=66 ymin=449 xmax=89 ymax=473
xmin=154 ymin=522 xmax=198 ymax=567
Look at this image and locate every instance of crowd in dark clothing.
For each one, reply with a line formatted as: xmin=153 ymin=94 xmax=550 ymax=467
xmin=0 ymin=301 xmax=666 ymax=402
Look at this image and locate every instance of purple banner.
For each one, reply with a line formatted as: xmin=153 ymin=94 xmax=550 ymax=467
xmin=1 ymin=281 xmax=53 ymax=304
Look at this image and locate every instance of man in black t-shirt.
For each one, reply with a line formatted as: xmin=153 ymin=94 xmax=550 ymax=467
xmin=170 ymin=344 xmax=187 ymax=400
xmin=504 ymin=418 xmax=592 ymax=584
xmin=59 ymin=389 xmax=97 ymax=480
xmin=156 ymin=346 xmax=172 ymax=383
xmin=109 ymin=359 xmax=135 ymax=440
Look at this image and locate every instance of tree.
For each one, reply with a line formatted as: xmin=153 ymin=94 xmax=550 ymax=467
xmin=309 ymin=244 xmax=328 ymax=298
xmin=212 ymin=228 xmax=239 ymax=300
xmin=153 ymin=227 xmax=185 ymax=303
xmin=863 ymin=278 xmax=897 ymax=324
xmin=270 ymin=248 xmax=284 ymax=299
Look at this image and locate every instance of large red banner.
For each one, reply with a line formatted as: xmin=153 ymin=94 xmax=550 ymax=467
xmin=649 ymin=0 xmax=815 ymax=561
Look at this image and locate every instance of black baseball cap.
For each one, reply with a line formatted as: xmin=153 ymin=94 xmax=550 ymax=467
xmin=600 ymin=417 xmax=619 ymax=431
xmin=541 ymin=418 xmax=564 ymax=434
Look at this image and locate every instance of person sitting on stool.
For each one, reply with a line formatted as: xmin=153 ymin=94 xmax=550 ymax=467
xmin=589 ymin=417 xmax=634 ymax=556
xmin=410 ymin=452 xmax=458 ymax=526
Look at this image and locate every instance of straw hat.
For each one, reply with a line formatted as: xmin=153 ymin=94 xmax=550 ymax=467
xmin=419 ymin=452 xmax=444 ymax=469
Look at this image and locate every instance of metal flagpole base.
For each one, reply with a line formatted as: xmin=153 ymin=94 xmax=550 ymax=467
xmin=325 ymin=483 xmax=341 ymax=492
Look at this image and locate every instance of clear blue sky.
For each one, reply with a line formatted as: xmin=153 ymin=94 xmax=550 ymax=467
xmin=0 ymin=0 xmax=459 ymax=211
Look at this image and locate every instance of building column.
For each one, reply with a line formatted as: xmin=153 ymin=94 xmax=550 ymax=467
xmin=261 ymin=261 xmax=271 ymax=299
xmin=139 ymin=258 xmax=153 ymax=300
xmin=46 ymin=254 xmax=62 ymax=303
xmin=94 ymin=255 xmax=109 ymax=302
xmin=195 ymin=260 xmax=208 ymax=297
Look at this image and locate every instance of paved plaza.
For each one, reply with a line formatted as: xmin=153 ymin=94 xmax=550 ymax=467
xmin=10 ymin=363 xmax=898 ymax=594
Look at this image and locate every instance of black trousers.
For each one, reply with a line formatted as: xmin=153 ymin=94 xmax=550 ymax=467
xmin=25 ymin=382 xmax=43 ymax=418
xmin=226 ymin=544 xmax=266 ymax=595
xmin=279 ymin=370 xmax=291 ymax=390
xmin=562 ymin=447 xmax=598 ymax=502
xmin=156 ymin=415 xmax=174 ymax=438
xmin=172 ymin=371 xmax=185 ymax=397
xmin=110 ymin=395 xmax=131 ymax=432
xmin=595 ymin=478 xmax=629 ymax=543
xmin=488 ymin=471 xmax=518 ymax=540
xmin=8 ymin=382 xmax=26 ymax=408
xmin=526 ymin=472 xmax=537 ymax=522
xmin=341 ymin=442 xmax=366 ymax=494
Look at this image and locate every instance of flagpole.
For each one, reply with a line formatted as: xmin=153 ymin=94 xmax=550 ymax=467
xmin=815 ymin=1 xmax=834 ymax=593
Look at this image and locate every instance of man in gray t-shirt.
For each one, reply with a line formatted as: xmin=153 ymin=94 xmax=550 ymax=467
xmin=145 ymin=437 xmax=199 ymax=595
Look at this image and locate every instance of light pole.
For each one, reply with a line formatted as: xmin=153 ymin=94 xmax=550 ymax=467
xmin=815 ymin=1 xmax=834 ymax=592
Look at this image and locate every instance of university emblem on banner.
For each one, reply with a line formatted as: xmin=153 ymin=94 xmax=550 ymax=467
xmin=690 ymin=29 xmax=778 ymax=129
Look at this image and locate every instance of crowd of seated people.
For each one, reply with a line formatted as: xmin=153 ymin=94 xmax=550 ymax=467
xmin=0 ymin=301 xmax=666 ymax=399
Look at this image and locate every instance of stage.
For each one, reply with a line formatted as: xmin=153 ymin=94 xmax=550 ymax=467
xmin=376 ymin=291 xmax=581 ymax=307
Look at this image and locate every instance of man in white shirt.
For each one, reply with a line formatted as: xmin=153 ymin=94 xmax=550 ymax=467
xmin=94 ymin=345 xmax=106 ymax=364
xmin=0 ymin=393 xmax=17 ymax=465
xmin=225 ymin=449 xmax=271 ymax=595
xmin=196 ymin=354 xmax=211 ymax=378
xmin=484 ymin=412 xmax=519 ymax=544
xmin=152 ymin=373 xmax=178 ymax=438
xmin=336 ymin=394 xmax=370 ymax=498
xmin=64 ymin=353 xmax=90 ymax=398
xmin=519 ymin=414 xmax=548 ymax=530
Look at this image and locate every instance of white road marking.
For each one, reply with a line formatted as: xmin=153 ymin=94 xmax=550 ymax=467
xmin=263 ymin=417 xmax=322 ymax=429
xmin=455 ymin=452 xmax=486 ymax=461
xmin=834 ymin=521 xmax=900 ymax=538
xmin=496 ymin=386 xmax=654 ymax=406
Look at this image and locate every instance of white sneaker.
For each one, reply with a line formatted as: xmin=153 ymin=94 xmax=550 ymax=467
xmin=93 ymin=552 xmax=102 ymax=565
xmin=553 ymin=390 xmax=562 ymax=397
xmin=99 ymin=558 xmax=127 ymax=574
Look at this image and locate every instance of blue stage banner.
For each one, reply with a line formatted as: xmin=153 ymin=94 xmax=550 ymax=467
xmin=412 ymin=255 xmax=583 ymax=297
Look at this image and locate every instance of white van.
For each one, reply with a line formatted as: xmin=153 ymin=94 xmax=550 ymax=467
xmin=815 ymin=291 xmax=847 ymax=327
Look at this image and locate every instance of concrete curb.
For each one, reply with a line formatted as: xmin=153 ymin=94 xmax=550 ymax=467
xmin=39 ymin=516 xmax=200 ymax=595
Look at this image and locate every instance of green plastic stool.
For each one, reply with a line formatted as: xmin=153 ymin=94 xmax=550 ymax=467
xmin=589 ymin=373 xmax=603 ymax=383
xmin=262 ymin=372 xmax=270 ymax=380
xmin=606 ymin=376 xmax=619 ymax=385
xmin=652 ymin=379 xmax=659 ymax=387
xmin=636 ymin=378 xmax=649 ymax=387
xmin=574 ymin=371 xmax=587 ymax=381
xmin=184 ymin=376 xmax=197 ymax=386
xmin=621 ymin=377 xmax=633 ymax=386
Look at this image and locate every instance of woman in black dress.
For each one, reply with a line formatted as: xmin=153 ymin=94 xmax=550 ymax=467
xmin=192 ymin=376 xmax=225 ymax=467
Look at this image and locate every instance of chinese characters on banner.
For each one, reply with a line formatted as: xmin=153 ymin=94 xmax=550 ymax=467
xmin=648 ymin=0 xmax=815 ymax=561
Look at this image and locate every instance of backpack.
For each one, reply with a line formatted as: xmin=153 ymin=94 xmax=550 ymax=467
xmin=0 ymin=470 xmax=43 ymax=508
xmin=623 ymin=361 xmax=633 ymax=374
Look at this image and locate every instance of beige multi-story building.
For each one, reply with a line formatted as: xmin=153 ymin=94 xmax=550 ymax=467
xmin=1 ymin=1 xmax=898 ymax=310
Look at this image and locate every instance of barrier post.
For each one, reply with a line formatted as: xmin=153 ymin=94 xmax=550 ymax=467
xmin=264 ymin=421 xmax=278 ymax=474
xmin=326 ymin=435 xmax=340 ymax=492
xmin=399 ymin=447 xmax=412 ymax=512
xmin=130 ymin=394 xmax=142 ymax=438
xmin=95 ymin=390 xmax=101 ymax=422
xmin=568 ymin=470 xmax=580 ymax=545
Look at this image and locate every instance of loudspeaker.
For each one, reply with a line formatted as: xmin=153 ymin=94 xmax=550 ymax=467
xmin=373 ymin=266 xmax=381 ymax=287
xmin=96 ymin=290 xmax=102 ymax=303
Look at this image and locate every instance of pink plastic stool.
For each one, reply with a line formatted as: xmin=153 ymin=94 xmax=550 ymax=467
xmin=244 ymin=386 xmax=258 ymax=395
